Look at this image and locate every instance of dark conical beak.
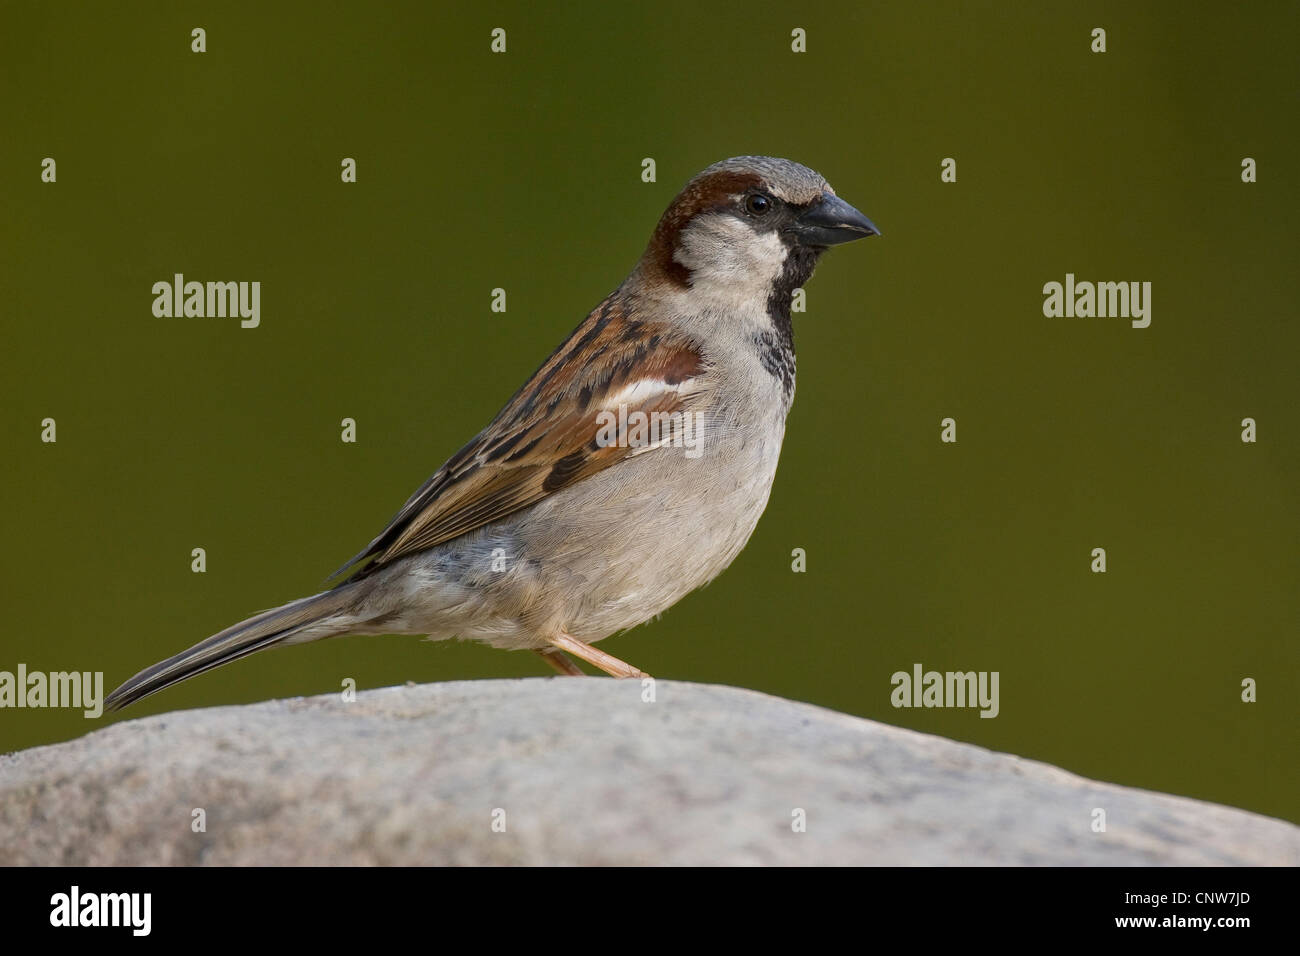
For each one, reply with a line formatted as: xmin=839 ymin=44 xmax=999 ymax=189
xmin=790 ymin=193 xmax=880 ymax=247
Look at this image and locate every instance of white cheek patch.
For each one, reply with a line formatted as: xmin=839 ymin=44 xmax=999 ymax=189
xmin=674 ymin=214 xmax=788 ymax=290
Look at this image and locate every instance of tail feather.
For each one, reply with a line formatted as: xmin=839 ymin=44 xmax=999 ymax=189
xmin=105 ymin=583 xmax=366 ymax=711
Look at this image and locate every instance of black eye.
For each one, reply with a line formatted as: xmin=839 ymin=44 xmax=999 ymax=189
xmin=745 ymin=192 xmax=773 ymax=216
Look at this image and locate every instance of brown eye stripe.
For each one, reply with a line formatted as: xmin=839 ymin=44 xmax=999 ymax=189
xmin=644 ymin=170 xmax=764 ymax=287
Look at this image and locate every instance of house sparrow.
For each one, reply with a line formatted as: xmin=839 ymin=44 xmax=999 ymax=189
xmin=105 ymin=156 xmax=878 ymax=710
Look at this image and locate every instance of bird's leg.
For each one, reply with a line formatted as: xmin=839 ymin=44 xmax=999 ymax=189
xmin=535 ymin=647 xmax=585 ymax=676
xmin=547 ymin=632 xmax=649 ymax=679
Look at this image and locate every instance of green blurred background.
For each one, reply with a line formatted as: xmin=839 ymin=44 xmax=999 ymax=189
xmin=2 ymin=1 xmax=1296 ymax=823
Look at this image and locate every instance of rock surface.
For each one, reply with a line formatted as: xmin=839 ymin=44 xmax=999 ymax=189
xmin=1 ymin=679 xmax=1295 ymax=865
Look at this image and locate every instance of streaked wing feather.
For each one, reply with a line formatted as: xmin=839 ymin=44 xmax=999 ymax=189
xmin=337 ymin=293 xmax=709 ymax=580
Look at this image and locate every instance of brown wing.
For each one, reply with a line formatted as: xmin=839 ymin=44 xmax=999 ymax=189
xmin=336 ymin=292 xmax=710 ymax=581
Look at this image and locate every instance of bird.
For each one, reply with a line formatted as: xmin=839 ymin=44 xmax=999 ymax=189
xmin=105 ymin=156 xmax=878 ymax=711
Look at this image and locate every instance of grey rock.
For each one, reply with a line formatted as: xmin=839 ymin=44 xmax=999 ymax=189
xmin=1 ymin=679 xmax=1295 ymax=865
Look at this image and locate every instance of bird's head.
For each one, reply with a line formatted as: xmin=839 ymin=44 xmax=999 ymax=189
xmin=637 ymin=156 xmax=878 ymax=310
